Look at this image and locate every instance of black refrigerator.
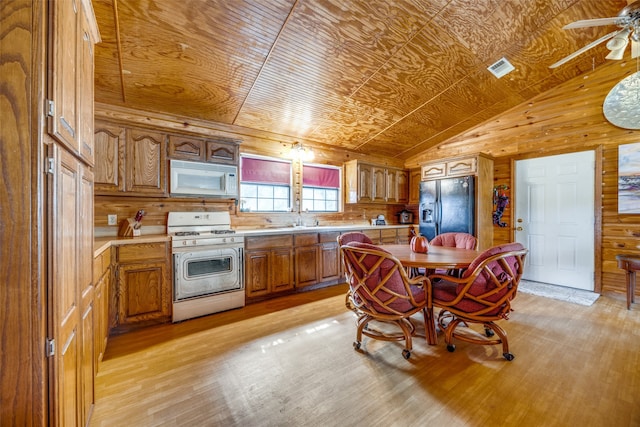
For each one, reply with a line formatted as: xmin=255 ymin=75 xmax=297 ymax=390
xmin=419 ymin=175 xmax=475 ymax=241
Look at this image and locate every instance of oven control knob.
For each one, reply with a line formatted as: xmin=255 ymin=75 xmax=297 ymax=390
xmin=182 ymin=240 xmax=187 ymax=246
xmin=192 ymin=240 xmax=197 ymax=245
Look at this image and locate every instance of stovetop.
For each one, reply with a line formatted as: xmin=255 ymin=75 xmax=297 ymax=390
xmin=168 ymin=211 xmax=243 ymax=248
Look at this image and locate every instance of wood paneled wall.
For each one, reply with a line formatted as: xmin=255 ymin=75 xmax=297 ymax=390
xmin=405 ymin=59 xmax=640 ymax=297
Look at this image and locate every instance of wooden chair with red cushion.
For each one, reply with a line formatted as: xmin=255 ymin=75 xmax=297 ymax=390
xmin=428 ymin=232 xmax=479 ymax=277
xmin=338 ymin=232 xmax=374 ymax=310
xmin=430 ymin=232 xmax=478 ymax=250
xmin=429 ymin=242 xmax=527 ymax=361
xmin=340 ymin=241 xmax=434 ymax=359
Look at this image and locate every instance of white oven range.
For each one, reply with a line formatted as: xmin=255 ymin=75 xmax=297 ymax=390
xmin=168 ymin=211 xmax=244 ymax=322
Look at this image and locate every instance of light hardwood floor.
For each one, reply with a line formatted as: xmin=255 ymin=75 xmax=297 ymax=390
xmin=90 ymin=285 xmax=640 ymax=427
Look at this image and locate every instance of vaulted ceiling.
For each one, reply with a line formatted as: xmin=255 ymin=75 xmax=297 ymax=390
xmin=92 ymin=0 xmax=631 ymax=160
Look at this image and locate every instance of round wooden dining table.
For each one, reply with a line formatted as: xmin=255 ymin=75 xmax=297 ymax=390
xmin=381 ymin=244 xmax=479 ymax=270
xmin=379 ymin=244 xmax=480 ymax=345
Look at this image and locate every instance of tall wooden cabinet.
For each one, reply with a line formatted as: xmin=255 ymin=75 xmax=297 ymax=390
xmin=48 ymin=0 xmax=97 ymax=166
xmin=45 ymin=1 xmax=100 ymax=425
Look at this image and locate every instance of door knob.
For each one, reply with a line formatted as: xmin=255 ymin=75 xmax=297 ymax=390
xmin=516 ymin=226 xmax=523 ymax=231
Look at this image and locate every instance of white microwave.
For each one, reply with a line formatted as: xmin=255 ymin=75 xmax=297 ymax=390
xmin=170 ymin=159 xmax=238 ymax=198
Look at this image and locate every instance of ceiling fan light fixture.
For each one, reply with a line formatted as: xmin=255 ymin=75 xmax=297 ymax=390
xmin=606 ymin=28 xmax=631 ymax=50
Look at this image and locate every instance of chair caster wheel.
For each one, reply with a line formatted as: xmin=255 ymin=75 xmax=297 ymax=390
xmin=447 ymin=344 xmax=456 ymax=352
xmin=353 ymin=341 xmax=361 ymax=350
xmin=402 ymin=349 xmax=411 ymax=359
xmin=485 ymin=328 xmax=495 ymax=337
xmin=503 ymin=352 xmax=515 ymax=361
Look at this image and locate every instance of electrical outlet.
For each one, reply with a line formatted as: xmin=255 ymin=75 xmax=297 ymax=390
xmin=107 ymin=214 xmax=117 ymax=226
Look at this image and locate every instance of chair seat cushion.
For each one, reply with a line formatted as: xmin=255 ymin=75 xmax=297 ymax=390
xmin=432 ymin=279 xmax=504 ymax=315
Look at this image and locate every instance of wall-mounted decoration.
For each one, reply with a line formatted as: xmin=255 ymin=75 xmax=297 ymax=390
xmin=604 ymin=71 xmax=640 ymax=130
xmin=492 ymin=184 xmax=510 ymax=227
xmin=618 ymin=142 xmax=640 ymax=214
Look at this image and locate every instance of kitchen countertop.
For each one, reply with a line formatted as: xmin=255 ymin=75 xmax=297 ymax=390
xmin=94 ymin=234 xmax=171 ymax=258
xmin=94 ymin=224 xmax=416 ymax=257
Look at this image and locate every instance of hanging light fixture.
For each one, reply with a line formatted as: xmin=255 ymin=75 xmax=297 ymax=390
xmin=289 ymin=142 xmax=314 ymax=161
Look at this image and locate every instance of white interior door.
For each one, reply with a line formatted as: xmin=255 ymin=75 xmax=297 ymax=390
xmin=515 ymin=151 xmax=595 ymax=291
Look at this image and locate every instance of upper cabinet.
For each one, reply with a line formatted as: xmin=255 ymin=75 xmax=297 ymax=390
xmin=408 ymin=168 xmax=421 ymax=205
xmin=420 ymin=154 xmax=494 ymax=250
xmin=345 ymin=160 xmax=408 ymax=204
xmin=126 ymin=129 xmax=167 ymax=196
xmin=421 ymin=156 xmax=479 ymax=180
xmin=48 ymin=0 xmax=100 ymax=166
xmin=94 ymin=122 xmax=168 ymax=197
xmin=168 ymin=134 xmax=239 ymax=165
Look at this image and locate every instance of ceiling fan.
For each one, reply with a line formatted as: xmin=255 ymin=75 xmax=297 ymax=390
xmin=549 ymin=0 xmax=640 ymax=68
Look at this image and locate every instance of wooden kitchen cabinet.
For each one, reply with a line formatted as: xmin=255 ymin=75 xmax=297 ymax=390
xmin=319 ymin=232 xmax=341 ymax=283
xmin=93 ymin=247 xmax=111 ymax=370
xmin=114 ymin=242 xmax=171 ymax=332
xmin=94 ymin=123 xmax=126 ymax=193
xmin=47 ymin=0 xmax=100 ymax=166
xmin=245 ymin=235 xmax=294 ymax=299
xmin=94 ymin=122 xmax=168 ymax=197
xmin=168 ymin=135 xmax=206 ymax=161
xmin=168 ymin=135 xmax=239 ymax=166
xmin=126 ymin=129 xmax=167 ymax=196
xmin=408 ymin=168 xmax=421 ymax=204
xmin=362 ymin=227 xmax=411 ymax=245
xmin=206 ymin=139 xmax=240 ymax=165
xmin=421 ymin=155 xmax=480 ymax=180
xmin=344 ymin=160 xmax=408 ymax=204
xmin=294 ymin=233 xmax=320 ymax=289
xmin=47 ymin=143 xmax=96 ymax=427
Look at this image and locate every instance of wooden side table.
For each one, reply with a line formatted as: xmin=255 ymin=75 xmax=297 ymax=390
xmin=616 ymin=255 xmax=640 ymax=310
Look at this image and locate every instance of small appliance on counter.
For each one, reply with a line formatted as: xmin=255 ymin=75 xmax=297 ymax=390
xmin=397 ymin=209 xmax=414 ymax=224
xmin=374 ymin=214 xmax=386 ymax=226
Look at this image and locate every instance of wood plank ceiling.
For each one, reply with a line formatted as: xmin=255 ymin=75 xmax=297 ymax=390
xmin=92 ymin=0 xmax=631 ymax=160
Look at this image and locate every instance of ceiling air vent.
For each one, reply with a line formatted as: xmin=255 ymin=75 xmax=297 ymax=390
xmin=487 ymin=57 xmax=515 ymax=78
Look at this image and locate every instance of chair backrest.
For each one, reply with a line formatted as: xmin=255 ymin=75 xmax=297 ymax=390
xmin=457 ymin=243 xmax=528 ymax=312
xmin=337 ymin=231 xmax=373 ymax=246
xmin=443 ymin=242 xmax=527 ymax=317
xmin=341 ymin=242 xmax=427 ymax=316
xmin=430 ymin=232 xmax=478 ymax=250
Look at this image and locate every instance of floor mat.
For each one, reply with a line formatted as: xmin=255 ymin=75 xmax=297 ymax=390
xmin=519 ymin=280 xmax=600 ymax=306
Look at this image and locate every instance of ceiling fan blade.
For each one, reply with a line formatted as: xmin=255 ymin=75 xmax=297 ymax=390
xmin=549 ymin=31 xmax=619 ymax=68
xmin=632 ymin=39 xmax=640 ymax=58
xmin=563 ymin=17 xmax=622 ymax=29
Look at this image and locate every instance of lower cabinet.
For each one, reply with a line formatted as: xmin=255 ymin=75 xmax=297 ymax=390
xmin=243 ymin=227 xmax=409 ymax=303
xmin=245 ymin=235 xmax=294 ymax=299
xmin=319 ymin=232 xmax=341 ymax=283
xmin=93 ymin=247 xmax=112 ymax=371
xmin=295 ymin=233 xmax=320 ymax=289
xmin=114 ymin=241 xmax=171 ymax=332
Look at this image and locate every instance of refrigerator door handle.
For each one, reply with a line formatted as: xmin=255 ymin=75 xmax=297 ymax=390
xmin=434 ymin=201 xmax=441 ymax=235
